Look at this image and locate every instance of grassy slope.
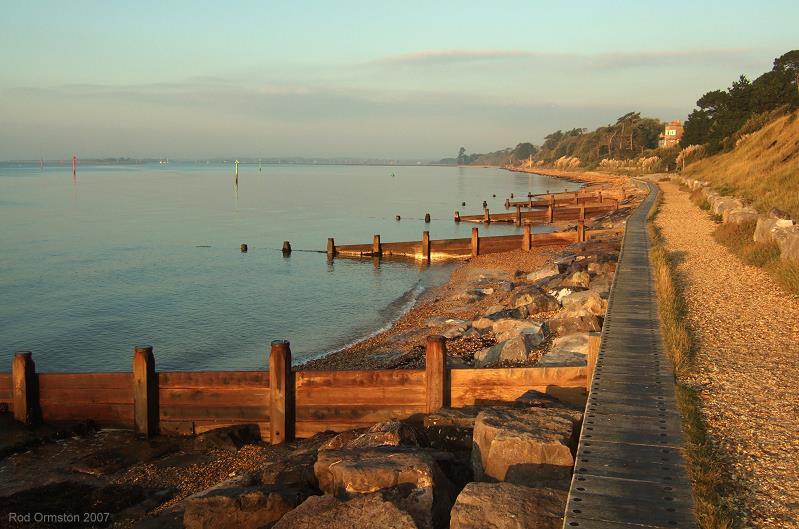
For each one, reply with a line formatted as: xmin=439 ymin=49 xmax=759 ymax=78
xmin=683 ymin=111 xmax=799 ymax=218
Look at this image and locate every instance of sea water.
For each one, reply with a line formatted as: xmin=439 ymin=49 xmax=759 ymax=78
xmin=0 ymin=163 xmax=579 ymax=371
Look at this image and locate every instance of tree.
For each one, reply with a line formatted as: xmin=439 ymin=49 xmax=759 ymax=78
xmin=456 ymin=147 xmax=466 ymax=165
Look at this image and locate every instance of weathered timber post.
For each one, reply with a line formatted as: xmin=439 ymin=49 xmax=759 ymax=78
xmin=327 ymin=238 xmax=336 ymax=257
xmin=577 ymin=219 xmax=585 ymax=243
xmin=528 ymin=198 xmax=533 ymax=208
xmin=133 ymin=346 xmax=158 ymax=437
xmin=269 ymin=340 xmax=294 ymax=444
xmin=240 ymin=243 xmax=248 ymax=253
xmin=425 ymin=335 xmax=447 ymax=413
xmin=587 ymin=333 xmax=601 ymax=391
xmin=579 ymin=205 xmax=585 ymax=222
xmin=282 ymin=241 xmax=292 ymax=254
xmin=454 ymin=211 xmax=460 ymax=222
xmin=12 ymin=352 xmax=37 ymax=426
xmin=471 ymin=227 xmax=479 ymax=257
xmin=515 ymin=205 xmax=522 ymax=226
xmin=522 ymin=224 xmax=532 ymax=252
xmin=424 ymin=213 xmax=431 ymax=223
xmin=504 ymin=198 xmax=510 ymax=209
xmin=574 ymin=192 xmax=579 ymax=204
xmin=483 ymin=208 xmax=490 ymax=223
xmin=373 ymin=234 xmax=382 ymax=256
xmin=598 ymin=191 xmax=603 ymax=203
xmin=547 ymin=205 xmax=554 ymax=224
xmin=422 ymin=231 xmax=430 ymax=261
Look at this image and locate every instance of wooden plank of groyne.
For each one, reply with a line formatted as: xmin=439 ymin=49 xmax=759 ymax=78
xmin=450 ymin=366 xmax=587 ymax=408
xmin=0 ymin=373 xmax=11 ymax=407
xmin=563 ymin=180 xmax=697 ymax=528
xmin=159 ymin=370 xmax=269 ymax=437
xmin=38 ymin=372 xmax=134 ymax=428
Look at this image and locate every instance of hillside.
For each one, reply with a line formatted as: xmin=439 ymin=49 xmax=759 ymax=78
xmin=682 ymin=110 xmax=799 ymax=217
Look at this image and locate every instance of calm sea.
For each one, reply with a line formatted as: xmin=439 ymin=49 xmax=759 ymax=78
xmin=0 ymin=163 xmax=579 ymax=371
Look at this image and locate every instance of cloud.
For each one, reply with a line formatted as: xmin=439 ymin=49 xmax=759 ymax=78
xmin=373 ymin=47 xmax=754 ymax=70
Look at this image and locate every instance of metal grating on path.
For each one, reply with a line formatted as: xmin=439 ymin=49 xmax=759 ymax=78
xmin=562 ymin=181 xmax=698 ymax=529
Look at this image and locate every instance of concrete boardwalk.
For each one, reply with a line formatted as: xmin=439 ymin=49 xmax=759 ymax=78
xmin=562 ymin=181 xmax=698 ymax=529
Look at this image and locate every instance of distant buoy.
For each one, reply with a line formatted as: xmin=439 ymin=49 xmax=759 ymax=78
xmin=240 ymin=243 xmax=248 ymax=253
xmin=395 ymin=215 xmax=401 ymax=221
xmin=492 ymin=194 xmax=496 ymax=198
xmin=461 ymin=202 xmax=466 ymax=207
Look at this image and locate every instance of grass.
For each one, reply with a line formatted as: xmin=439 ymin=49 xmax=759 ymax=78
xmin=647 ymin=192 xmax=740 ymax=529
xmin=713 ymin=221 xmax=799 ymax=295
xmin=682 ymin=110 xmax=799 ymax=218
xmin=688 ymin=189 xmax=710 ymax=211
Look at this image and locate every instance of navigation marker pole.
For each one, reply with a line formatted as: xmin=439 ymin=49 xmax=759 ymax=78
xmin=72 ymin=153 xmax=77 ymax=177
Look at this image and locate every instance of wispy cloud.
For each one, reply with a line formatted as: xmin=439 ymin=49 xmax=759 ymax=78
xmin=373 ymin=48 xmax=754 ymax=69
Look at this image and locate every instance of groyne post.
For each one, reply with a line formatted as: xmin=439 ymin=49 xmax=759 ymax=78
xmin=422 ymin=231 xmax=431 ymax=261
xmin=504 ymin=198 xmax=510 ymax=209
xmin=528 ymin=197 xmax=533 ymax=208
xmin=282 ymin=241 xmax=292 ymax=255
xmin=269 ymin=340 xmax=294 ymax=444
xmin=483 ymin=208 xmax=490 ymax=223
xmin=547 ymin=204 xmax=554 ymax=224
xmin=424 ymin=213 xmax=431 ymax=223
xmin=327 ymin=238 xmax=336 ymax=258
xmin=522 ymin=224 xmax=532 ymax=252
xmin=598 ymin=190 xmax=603 ymax=203
xmin=454 ymin=211 xmax=460 ymax=223
xmin=12 ymin=352 xmax=38 ymax=426
xmin=425 ymin=335 xmax=447 ymax=413
xmin=577 ymin=206 xmax=586 ymax=242
xmin=471 ymin=227 xmax=479 ymax=257
xmin=587 ymin=332 xmax=601 ymax=391
xmin=240 ymin=243 xmax=248 ymax=253
xmin=133 ymin=346 xmax=158 ymax=437
xmin=373 ymin=235 xmax=382 ymax=256
xmin=515 ymin=205 xmax=522 ymax=226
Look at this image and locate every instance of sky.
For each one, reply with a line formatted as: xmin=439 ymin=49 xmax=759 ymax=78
xmin=1 ymin=1 xmax=797 ymax=160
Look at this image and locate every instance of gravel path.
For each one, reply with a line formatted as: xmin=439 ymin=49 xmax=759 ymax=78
xmin=656 ymin=181 xmax=799 ymax=528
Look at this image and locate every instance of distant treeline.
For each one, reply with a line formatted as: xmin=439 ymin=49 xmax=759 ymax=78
xmin=443 ymin=50 xmax=799 ymax=171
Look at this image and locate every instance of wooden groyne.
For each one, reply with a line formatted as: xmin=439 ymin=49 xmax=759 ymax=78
xmin=326 ymin=226 xmax=622 ymax=261
xmin=0 ymin=339 xmax=588 ymax=442
xmin=562 ymin=180 xmax=697 ymax=528
xmin=456 ymin=203 xmax=617 ymax=225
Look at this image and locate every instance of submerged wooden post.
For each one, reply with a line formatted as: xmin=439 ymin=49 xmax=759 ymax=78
xmin=424 ymin=213 xmax=431 ymax=223
xmin=269 ymin=340 xmax=294 ymax=444
xmin=454 ymin=211 xmax=460 ymax=222
xmin=282 ymin=241 xmax=292 ymax=254
xmin=133 ymin=346 xmax=158 ymax=437
xmin=12 ymin=352 xmax=37 ymax=426
xmin=515 ymin=205 xmax=522 ymax=226
xmin=240 ymin=243 xmax=248 ymax=253
xmin=471 ymin=227 xmax=479 ymax=257
xmin=422 ymin=230 xmax=430 ymax=261
xmin=425 ymin=335 xmax=447 ymax=413
xmin=373 ymin=234 xmax=382 ymax=256
xmin=522 ymin=224 xmax=532 ymax=252
xmin=587 ymin=333 xmax=601 ymax=391
xmin=327 ymin=238 xmax=336 ymax=257
xmin=504 ymin=198 xmax=510 ymax=209
xmin=483 ymin=208 xmax=490 ymax=223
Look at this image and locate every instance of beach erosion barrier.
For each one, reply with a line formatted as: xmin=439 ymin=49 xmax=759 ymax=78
xmin=0 ymin=337 xmax=597 ymax=443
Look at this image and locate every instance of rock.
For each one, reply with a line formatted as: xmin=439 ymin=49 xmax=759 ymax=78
xmin=423 ymin=408 xmax=479 ymax=453
xmin=183 ymin=485 xmax=309 ymax=529
xmin=586 ymin=274 xmax=613 ymax=297
xmin=449 ymin=482 xmax=566 ymax=529
xmin=471 ymin=407 xmax=582 ymax=488
xmin=425 ymin=317 xmax=450 ymax=327
xmin=314 ymin=448 xmax=454 ymax=529
xmin=775 ymin=226 xmax=799 ymax=263
xmin=546 ymin=312 xmax=601 ymax=336
xmin=442 ymin=320 xmax=470 ymax=339
xmin=194 ymin=424 xmax=262 ymax=452
xmin=475 ymin=330 xmax=544 ymax=367
xmin=768 ymin=207 xmax=793 ymax=220
xmin=587 ymin=261 xmax=616 ymax=274
xmin=754 ymin=216 xmax=795 ymax=243
xmin=491 ymin=319 xmax=546 ymax=343
xmin=536 ymin=351 xmax=586 ymax=367
xmin=553 ymin=256 xmax=575 ymax=274
xmin=272 ymin=493 xmax=419 ymax=529
xmin=724 ymin=206 xmax=759 ymax=225
xmin=547 ymin=287 xmax=578 ymax=304
xmin=259 ymin=449 xmax=320 ymax=490
xmin=560 ymin=290 xmax=607 ymax=316
xmin=471 ymin=317 xmax=493 ymax=331
xmin=498 ymin=280 xmax=515 ymax=292
xmin=484 ymin=308 xmax=524 ymax=321
xmin=709 ymin=195 xmax=743 ymax=217
xmin=526 ymin=265 xmax=560 ymax=282
xmin=562 ymin=271 xmax=590 ymax=288
xmin=549 ymin=334 xmax=589 ymax=356
xmin=320 ymin=420 xmax=421 ymax=451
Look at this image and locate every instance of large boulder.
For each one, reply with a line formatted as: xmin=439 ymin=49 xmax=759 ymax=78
xmin=313 ymin=448 xmax=454 ymax=529
xmin=772 ymin=224 xmax=799 ymax=263
xmin=449 ymin=482 xmax=566 ymax=529
xmin=183 ymin=485 xmax=309 ymax=529
xmin=272 ymin=493 xmax=419 ymax=529
xmin=471 ymin=407 xmax=582 ymax=488
xmin=560 ymin=290 xmax=607 ymax=316
xmin=474 ymin=331 xmax=544 ymax=367
xmin=546 ymin=311 xmax=601 ymax=335
xmin=753 ymin=216 xmax=795 ymax=243
xmin=549 ymin=333 xmax=589 ymax=356
xmin=724 ymin=206 xmax=759 ymax=225
xmin=510 ymin=286 xmax=560 ymax=314
xmin=422 ymin=408 xmax=479 ymax=452
xmin=491 ymin=319 xmax=545 ymax=343
xmin=525 ymin=265 xmax=560 ymax=282
xmin=562 ymin=271 xmax=590 ymax=288
xmin=710 ymin=195 xmax=743 ymax=217
xmin=320 ymin=420 xmax=422 ymax=451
